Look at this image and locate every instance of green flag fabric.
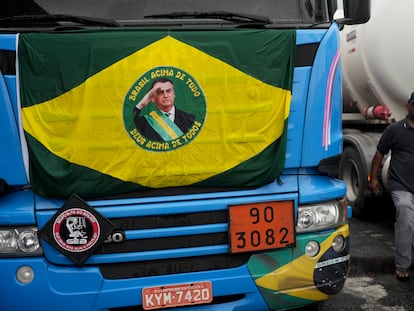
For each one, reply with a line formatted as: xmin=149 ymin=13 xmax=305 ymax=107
xmin=18 ymin=29 xmax=295 ymax=198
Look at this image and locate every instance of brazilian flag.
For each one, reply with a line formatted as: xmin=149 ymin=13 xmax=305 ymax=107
xmin=18 ymin=29 xmax=295 ymax=199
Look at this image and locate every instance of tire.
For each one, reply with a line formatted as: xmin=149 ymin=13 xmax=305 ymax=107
xmin=339 ymin=146 xmax=368 ymax=217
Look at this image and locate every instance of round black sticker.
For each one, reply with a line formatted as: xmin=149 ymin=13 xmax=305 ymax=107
xmin=52 ymin=208 xmax=100 ymax=253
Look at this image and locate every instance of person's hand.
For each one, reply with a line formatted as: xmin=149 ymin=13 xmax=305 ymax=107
xmin=136 ymin=88 xmax=155 ymax=110
xmin=368 ymin=176 xmax=379 ymax=194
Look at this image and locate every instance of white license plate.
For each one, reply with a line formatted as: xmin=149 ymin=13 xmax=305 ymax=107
xmin=142 ymin=281 xmax=213 ymax=310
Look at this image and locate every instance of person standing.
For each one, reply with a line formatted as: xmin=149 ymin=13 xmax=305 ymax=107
xmin=369 ymin=91 xmax=414 ymax=282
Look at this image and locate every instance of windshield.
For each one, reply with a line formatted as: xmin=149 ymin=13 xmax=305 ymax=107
xmin=2 ymin=0 xmax=332 ymax=27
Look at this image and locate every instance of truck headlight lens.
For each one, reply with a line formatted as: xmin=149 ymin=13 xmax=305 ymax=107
xmin=16 ymin=266 xmax=35 ymax=284
xmin=305 ymin=240 xmax=320 ymax=257
xmin=332 ymin=235 xmax=346 ymax=253
xmin=296 ymin=199 xmax=347 ymax=233
xmin=0 ymin=227 xmax=43 ymax=256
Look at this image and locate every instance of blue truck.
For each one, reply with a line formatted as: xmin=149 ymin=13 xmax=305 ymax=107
xmin=0 ymin=1 xmax=369 ymax=310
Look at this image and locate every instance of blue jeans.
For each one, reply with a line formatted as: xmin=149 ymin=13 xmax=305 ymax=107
xmin=391 ymin=190 xmax=414 ymax=269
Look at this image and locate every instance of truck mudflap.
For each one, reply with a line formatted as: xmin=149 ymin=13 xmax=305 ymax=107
xmin=248 ymin=224 xmax=350 ymax=310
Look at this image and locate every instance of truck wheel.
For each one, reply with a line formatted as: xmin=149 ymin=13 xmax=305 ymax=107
xmin=339 ymin=146 xmax=367 ymax=217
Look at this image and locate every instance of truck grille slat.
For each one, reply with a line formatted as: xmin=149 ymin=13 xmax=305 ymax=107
xmin=110 ymin=210 xmax=228 ymax=230
xmin=96 ymin=232 xmax=228 ymax=254
xmin=99 ymin=254 xmax=249 ymax=279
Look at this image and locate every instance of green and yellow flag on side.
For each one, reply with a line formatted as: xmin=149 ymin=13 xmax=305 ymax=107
xmin=18 ymin=29 xmax=295 ymax=198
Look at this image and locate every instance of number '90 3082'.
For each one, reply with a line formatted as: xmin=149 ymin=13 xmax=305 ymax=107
xmin=229 ymin=201 xmax=295 ymax=253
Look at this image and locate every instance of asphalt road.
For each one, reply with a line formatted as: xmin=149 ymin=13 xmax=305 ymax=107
xmin=300 ymin=196 xmax=414 ymax=311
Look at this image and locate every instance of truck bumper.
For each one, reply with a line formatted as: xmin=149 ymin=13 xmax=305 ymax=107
xmin=0 ymin=225 xmax=349 ymax=311
xmin=0 ymin=259 xmax=268 ymax=311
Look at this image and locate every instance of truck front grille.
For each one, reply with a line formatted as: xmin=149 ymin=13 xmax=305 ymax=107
xmin=92 ymin=209 xmax=249 ymax=278
xmin=38 ymin=197 xmax=256 ymax=273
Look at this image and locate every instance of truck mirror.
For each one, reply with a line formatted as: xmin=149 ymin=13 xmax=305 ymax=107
xmin=343 ymin=0 xmax=371 ymax=24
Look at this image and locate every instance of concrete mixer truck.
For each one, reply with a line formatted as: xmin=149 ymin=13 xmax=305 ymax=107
xmin=338 ymin=0 xmax=414 ymax=216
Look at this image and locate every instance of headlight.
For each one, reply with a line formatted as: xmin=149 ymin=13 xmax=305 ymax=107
xmin=296 ymin=199 xmax=347 ymax=233
xmin=0 ymin=227 xmax=43 ymax=256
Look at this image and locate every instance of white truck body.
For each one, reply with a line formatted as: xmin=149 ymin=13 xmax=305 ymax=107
xmin=338 ymin=0 xmax=414 ymax=215
xmin=341 ymin=0 xmax=414 ymax=122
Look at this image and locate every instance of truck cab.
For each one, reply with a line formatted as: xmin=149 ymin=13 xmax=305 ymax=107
xmin=0 ymin=1 xmax=369 ymax=310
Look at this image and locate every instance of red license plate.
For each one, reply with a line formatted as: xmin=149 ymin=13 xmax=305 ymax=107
xmin=142 ymin=281 xmax=213 ymax=310
xmin=229 ymin=201 xmax=295 ymax=253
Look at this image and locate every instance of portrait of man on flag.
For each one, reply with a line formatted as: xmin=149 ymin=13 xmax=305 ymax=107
xmin=133 ymin=77 xmax=195 ymax=142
